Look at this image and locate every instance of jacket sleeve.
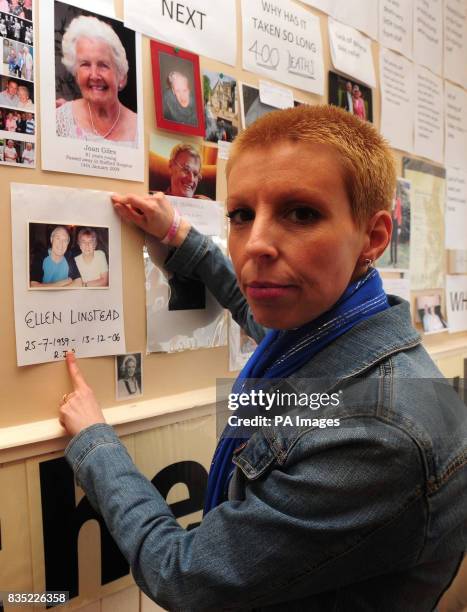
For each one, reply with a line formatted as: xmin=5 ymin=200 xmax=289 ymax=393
xmin=65 ymin=420 xmax=427 ymax=611
xmin=164 ymin=227 xmax=266 ymax=344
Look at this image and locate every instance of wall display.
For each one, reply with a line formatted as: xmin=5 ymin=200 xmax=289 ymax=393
xmin=202 ymin=70 xmax=238 ymax=143
xmin=124 ymin=0 xmax=236 ymax=67
xmin=414 ymin=65 xmax=444 ymax=164
xmin=241 ymin=0 xmax=325 ymax=95
xmin=416 ymin=292 xmax=448 ymax=333
xmin=144 ymin=200 xmax=226 ymax=353
xmin=377 ymin=178 xmax=411 ymax=271
xmin=228 ymin=316 xmax=256 ymax=372
xmin=446 ymin=168 xmax=467 ymax=250
xmin=445 ymin=81 xmax=467 ymax=171
xmin=40 ymin=1 xmax=144 ymax=181
xmin=445 ymin=275 xmax=467 ymax=332
xmin=149 ymin=133 xmax=217 ymax=200
xmin=328 ymin=70 xmax=373 ymax=122
xmin=379 ymin=49 xmax=414 ymax=153
xmin=239 ymin=82 xmax=281 ymax=129
xmin=328 ymin=18 xmax=376 ymax=87
xmin=11 ymin=183 xmax=125 ymax=366
xmin=444 ymin=0 xmax=467 ymax=87
xmin=379 ymin=0 xmax=413 ymax=58
xmin=151 ymin=40 xmax=204 ymax=137
xmin=115 ymin=352 xmax=143 ymax=401
xmin=333 ymin=0 xmax=378 ymax=40
xmin=403 ymin=157 xmax=445 ymax=290
xmin=0 ymin=2 xmax=35 ymax=167
xmin=413 ymin=0 xmax=443 ymax=76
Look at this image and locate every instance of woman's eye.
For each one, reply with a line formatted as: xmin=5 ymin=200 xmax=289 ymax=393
xmin=287 ymin=207 xmax=318 ymax=223
xmin=227 ymin=208 xmax=254 ymax=224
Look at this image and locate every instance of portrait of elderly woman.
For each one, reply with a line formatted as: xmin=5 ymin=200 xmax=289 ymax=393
xmin=115 ymin=353 xmax=142 ymax=401
xmin=55 ymin=6 xmax=138 ymax=147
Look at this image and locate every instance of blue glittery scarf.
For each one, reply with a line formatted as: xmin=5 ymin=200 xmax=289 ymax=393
xmin=204 ymin=268 xmax=389 ymax=514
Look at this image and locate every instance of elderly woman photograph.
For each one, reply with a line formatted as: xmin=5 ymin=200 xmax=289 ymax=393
xmin=116 ymin=353 xmax=142 ymax=400
xmin=56 ymin=14 xmax=137 ymax=147
xmin=73 ymin=227 xmax=109 ymax=288
xmin=59 ymin=105 xmax=467 ymax=610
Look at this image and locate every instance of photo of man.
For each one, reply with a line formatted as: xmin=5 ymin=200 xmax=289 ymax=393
xmin=328 ymin=71 xmax=373 ymax=123
xmin=29 ymin=224 xmax=80 ymax=288
xmin=149 ymin=134 xmax=217 ymax=200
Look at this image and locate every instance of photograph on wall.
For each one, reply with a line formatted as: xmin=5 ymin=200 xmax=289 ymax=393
xmin=377 ymin=178 xmax=411 ymax=271
xmin=328 ymin=71 xmax=373 ymax=123
xmin=115 ymin=352 xmax=143 ymax=401
xmin=40 ymin=0 xmax=144 ymax=181
xmin=239 ymin=82 xmax=281 ymax=129
xmin=202 ymin=70 xmax=238 ymax=143
xmin=151 ymin=40 xmax=204 ymax=137
xmin=144 ymin=200 xmax=227 ymax=353
xmin=0 ymin=1 xmax=35 ymax=167
xmin=416 ymin=293 xmax=448 ymax=335
xmin=403 ymin=157 xmax=445 ymax=290
xmin=28 ymin=222 xmax=109 ymax=290
xmin=11 ymin=183 xmax=126 ymax=366
xmin=149 ymin=133 xmax=217 ymax=200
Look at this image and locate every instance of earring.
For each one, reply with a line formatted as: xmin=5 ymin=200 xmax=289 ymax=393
xmin=363 ymin=258 xmax=373 ymax=268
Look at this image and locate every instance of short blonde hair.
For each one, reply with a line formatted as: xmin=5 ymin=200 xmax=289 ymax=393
xmin=227 ymin=105 xmax=396 ymax=225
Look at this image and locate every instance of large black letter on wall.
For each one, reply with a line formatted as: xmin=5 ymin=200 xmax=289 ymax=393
xmin=39 ymin=457 xmax=129 ymax=599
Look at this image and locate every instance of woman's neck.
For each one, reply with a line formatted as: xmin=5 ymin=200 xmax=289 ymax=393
xmin=87 ymin=100 xmax=121 ymax=137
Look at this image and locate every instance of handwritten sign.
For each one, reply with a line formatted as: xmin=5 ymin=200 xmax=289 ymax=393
xmin=446 ymin=275 xmax=467 ymax=332
xmin=11 ymin=184 xmax=126 ymax=366
xmin=241 ymin=0 xmax=324 ymax=94
xmin=124 ymin=0 xmax=236 ymax=66
xmin=444 ymin=0 xmax=467 ymax=87
xmin=414 ymin=65 xmax=444 ymax=164
xmin=446 ymin=168 xmax=467 ymax=251
xmin=379 ymin=0 xmax=413 ymax=58
xmin=167 ymin=196 xmax=224 ymax=236
xmin=380 ymin=48 xmax=414 ymax=153
xmin=413 ymin=0 xmax=443 ymax=76
xmin=328 ymin=18 xmax=376 ymax=87
xmin=445 ymin=81 xmax=467 ymax=171
xmin=259 ymin=80 xmax=294 ymax=108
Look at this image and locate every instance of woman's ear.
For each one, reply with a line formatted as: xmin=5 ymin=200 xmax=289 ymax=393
xmin=360 ymin=210 xmax=392 ymax=264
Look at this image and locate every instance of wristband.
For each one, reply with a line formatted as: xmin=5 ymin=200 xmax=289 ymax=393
xmin=161 ymin=209 xmax=181 ymax=245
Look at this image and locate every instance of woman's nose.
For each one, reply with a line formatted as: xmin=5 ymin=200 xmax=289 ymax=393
xmin=244 ymin=217 xmax=278 ymax=259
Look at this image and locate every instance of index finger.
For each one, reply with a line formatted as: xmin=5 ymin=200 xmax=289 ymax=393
xmin=66 ymin=351 xmax=87 ymax=390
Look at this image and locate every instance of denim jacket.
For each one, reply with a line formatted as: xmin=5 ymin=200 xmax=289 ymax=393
xmin=66 ymin=229 xmax=467 ymax=611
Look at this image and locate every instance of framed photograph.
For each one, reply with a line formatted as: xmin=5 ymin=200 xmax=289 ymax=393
xmin=0 ymin=74 xmax=34 ymax=109
xmin=28 ymin=222 xmax=109 ymax=290
xmin=328 ymin=71 xmax=373 ymax=123
xmin=150 ymin=40 xmax=204 ymax=137
xmin=115 ymin=352 xmax=143 ymax=401
xmin=377 ymin=178 xmax=411 ymax=271
xmin=202 ymin=70 xmax=238 ymax=143
xmin=416 ymin=293 xmax=448 ymax=335
xmin=40 ymin=0 xmax=144 ymax=181
xmin=149 ymin=132 xmax=217 ymax=200
xmin=0 ymin=137 xmax=34 ymax=165
xmin=239 ymin=82 xmax=280 ymax=129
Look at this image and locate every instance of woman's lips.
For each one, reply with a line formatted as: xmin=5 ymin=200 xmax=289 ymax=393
xmin=246 ymin=282 xmax=296 ymax=300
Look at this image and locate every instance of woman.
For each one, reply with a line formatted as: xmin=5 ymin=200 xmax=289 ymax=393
xmin=117 ymin=354 xmax=141 ymax=398
xmin=352 ymin=84 xmax=366 ymax=120
xmin=73 ymin=227 xmax=109 ymax=287
xmin=56 ymin=15 xmax=137 ymax=147
xmin=3 ymin=138 xmax=17 ymax=162
xmin=17 ymin=84 xmax=33 ymax=109
xmin=59 ymin=106 xmax=467 ymax=610
xmin=20 ymin=140 xmax=33 ymax=164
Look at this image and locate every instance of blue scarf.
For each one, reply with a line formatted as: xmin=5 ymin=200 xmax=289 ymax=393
xmin=204 ymin=268 xmax=389 ymax=514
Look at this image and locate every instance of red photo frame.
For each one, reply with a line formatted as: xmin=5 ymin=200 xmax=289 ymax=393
xmin=150 ymin=40 xmax=205 ymax=137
